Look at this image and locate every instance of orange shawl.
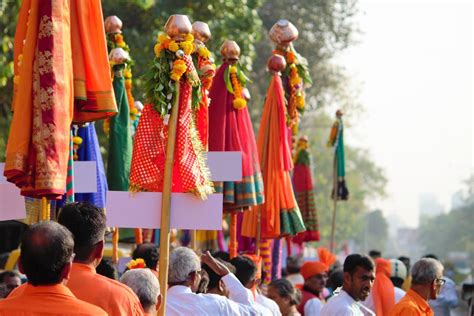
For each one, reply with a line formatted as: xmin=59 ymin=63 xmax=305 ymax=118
xmin=373 ymin=258 xmax=395 ymax=316
xmin=5 ymin=0 xmax=73 ymax=199
xmin=241 ymin=75 xmax=303 ymax=238
xmin=70 ymin=0 xmax=117 ymax=123
xmin=4 ymin=0 xmax=115 ymax=199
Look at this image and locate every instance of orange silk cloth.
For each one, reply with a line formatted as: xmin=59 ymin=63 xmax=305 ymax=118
xmin=67 ymin=263 xmax=145 ymax=316
xmin=241 ymin=75 xmax=297 ymax=239
xmin=1 ymin=283 xmax=107 ymax=315
xmin=70 ymin=0 xmax=117 ymax=123
xmin=5 ymin=0 xmax=73 ymax=199
xmin=373 ymin=258 xmax=396 ymax=316
xmin=4 ymin=0 xmax=116 ymax=199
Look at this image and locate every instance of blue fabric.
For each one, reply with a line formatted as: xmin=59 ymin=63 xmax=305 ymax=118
xmin=75 ymin=123 xmax=108 ymax=208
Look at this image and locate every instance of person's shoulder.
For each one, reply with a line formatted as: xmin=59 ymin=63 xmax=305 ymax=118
xmin=388 ymin=303 xmax=419 ymax=316
xmin=94 ymin=272 xmax=137 ymax=297
xmin=69 ymin=298 xmax=108 ymax=315
xmin=306 ymin=297 xmax=323 ymax=306
xmin=321 ymin=294 xmax=350 ymax=314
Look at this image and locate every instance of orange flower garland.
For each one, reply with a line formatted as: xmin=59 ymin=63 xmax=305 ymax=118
xmin=229 ymin=65 xmax=247 ymax=110
xmin=127 ymin=258 xmax=146 ymax=269
xmin=273 ymin=47 xmax=307 ymax=126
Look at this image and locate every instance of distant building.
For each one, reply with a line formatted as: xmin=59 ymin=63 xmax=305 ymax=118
xmin=419 ymin=193 xmax=444 ymax=218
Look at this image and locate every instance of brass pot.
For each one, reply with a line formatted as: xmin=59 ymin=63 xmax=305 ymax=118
xmin=104 ymin=16 xmax=122 ymax=34
xmin=269 ymin=19 xmax=298 ymax=46
xmin=165 ymin=15 xmax=192 ymax=41
xmin=192 ymin=21 xmax=211 ymax=44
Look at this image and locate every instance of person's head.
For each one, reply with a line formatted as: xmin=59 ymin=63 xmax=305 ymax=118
xmin=398 ymin=256 xmax=411 ymax=272
xmin=202 ymin=260 xmax=235 ymax=297
xmin=19 ymin=221 xmax=74 ymax=286
xmin=327 ymin=268 xmax=344 ymax=291
xmin=196 ymin=269 xmax=209 ymax=294
xmin=342 ymin=254 xmax=375 ymax=301
xmin=96 ymin=258 xmax=118 ymax=280
xmin=57 ymin=202 xmax=106 ymax=266
xmin=300 ymin=261 xmax=328 ymax=294
xmin=368 ymin=250 xmax=381 ymax=260
xmin=286 ymin=255 xmax=304 ymax=274
xmin=0 ymin=270 xmax=21 ymax=297
xmin=120 ymin=268 xmax=161 ymax=313
xmin=133 ymin=243 xmax=159 ymax=271
xmin=212 ymin=251 xmax=230 ymax=262
xmin=168 ymin=247 xmax=201 ymax=288
xmin=267 ymin=278 xmax=301 ymax=314
xmin=389 ymin=259 xmax=407 ymax=288
xmin=411 ymin=258 xmax=444 ymax=300
xmin=422 ymin=254 xmax=439 ymax=260
xmin=230 ymin=255 xmax=258 ymax=289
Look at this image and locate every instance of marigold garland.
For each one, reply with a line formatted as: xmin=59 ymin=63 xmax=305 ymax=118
xmin=127 ymin=258 xmax=147 ymax=269
xmin=229 ymin=65 xmax=247 ymax=110
xmin=144 ymin=33 xmax=201 ymax=116
xmin=273 ymin=46 xmax=312 ymax=128
xmin=107 ymin=30 xmax=135 ymax=113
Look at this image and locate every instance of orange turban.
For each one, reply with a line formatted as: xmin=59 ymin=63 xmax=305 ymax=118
xmin=317 ymin=247 xmax=337 ymax=267
xmin=301 ymin=261 xmax=328 ymax=280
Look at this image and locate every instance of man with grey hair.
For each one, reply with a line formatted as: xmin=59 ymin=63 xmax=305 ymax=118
xmin=121 ymin=269 xmax=161 ymax=315
xmin=389 ymin=258 xmax=445 ymax=315
xmin=166 ymin=247 xmax=263 ymax=315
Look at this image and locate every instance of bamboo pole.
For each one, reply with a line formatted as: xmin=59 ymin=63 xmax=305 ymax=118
xmin=190 ymin=230 xmax=197 ymax=250
xmin=229 ymin=212 xmax=238 ymax=258
xmin=112 ymin=227 xmax=119 ymax=263
xmin=157 ymin=82 xmax=180 ymax=316
xmin=330 ymin=155 xmax=338 ymax=253
xmin=40 ymin=197 xmax=48 ymax=221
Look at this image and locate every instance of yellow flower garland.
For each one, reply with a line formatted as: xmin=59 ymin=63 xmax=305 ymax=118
xmin=154 ymin=33 xmax=196 ymax=82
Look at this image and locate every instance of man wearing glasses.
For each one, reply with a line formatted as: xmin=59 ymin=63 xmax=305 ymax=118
xmin=389 ymin=257 xmax=445 ymax=316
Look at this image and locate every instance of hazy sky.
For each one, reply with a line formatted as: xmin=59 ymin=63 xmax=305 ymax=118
xmin=337 ymin=0 xmax=473 ymax=227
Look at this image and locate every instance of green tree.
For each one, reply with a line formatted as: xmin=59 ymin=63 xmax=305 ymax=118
xmin=419 ymin=177 xmax=474 ymax=260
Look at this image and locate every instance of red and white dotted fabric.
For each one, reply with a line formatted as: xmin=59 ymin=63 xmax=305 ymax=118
xmin=129 ymin=59 xmax=212 ymax=197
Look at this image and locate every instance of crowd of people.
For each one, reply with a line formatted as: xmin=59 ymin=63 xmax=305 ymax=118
xmin=0 ymin=202 xmax=460 ymax=315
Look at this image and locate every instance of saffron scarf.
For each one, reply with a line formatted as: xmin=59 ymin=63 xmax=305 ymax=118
xmin=241 ymin=75 xmax=305 ymax=239
xmin=70 ymin=0 xmax=117 ymax=123
xmin=373 ymin=258 xmax=395 ymax=316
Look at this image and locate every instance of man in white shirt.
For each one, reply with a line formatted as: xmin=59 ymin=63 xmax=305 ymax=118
xmin=165 ymin=247 xmax=261 ymax=316
xmin=230 ymin=255 xmax=281 ymax=316
xmin=321 ymin=254 xmax=376 ymax=316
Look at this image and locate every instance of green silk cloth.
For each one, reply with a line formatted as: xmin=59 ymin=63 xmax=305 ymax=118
xmin=336 ymin=118 xmax=346 ymax=178
xmin=107 ymin=65 xmax=132 ymax=191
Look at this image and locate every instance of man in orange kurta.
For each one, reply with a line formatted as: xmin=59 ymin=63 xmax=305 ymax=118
xmin=389 ymin=258 xmax=444 ymax=316
xmin=58 ymin=202 xmax=144 ymax=316
xmin=0 ymin=221 xmax=106 ymax=316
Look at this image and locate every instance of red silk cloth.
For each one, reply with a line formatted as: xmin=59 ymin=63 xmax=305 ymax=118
xmin=208 ymin=63 xmax=261 ymax=179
